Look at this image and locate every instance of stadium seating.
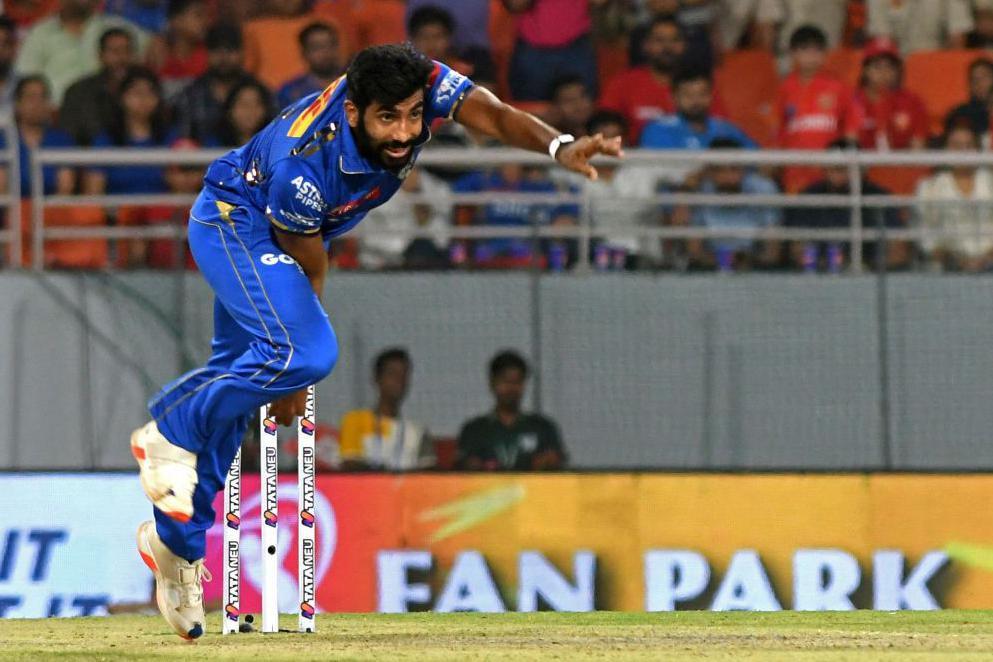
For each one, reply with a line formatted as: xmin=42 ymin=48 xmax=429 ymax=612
xmin=714 ymin=49 xmax=779 ymax=146
xmin=904 ymin=49 xmax=982 ymax=135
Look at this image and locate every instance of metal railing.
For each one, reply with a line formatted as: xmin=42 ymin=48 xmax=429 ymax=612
xmin=7 ymin=145 xmax=993 ymax=270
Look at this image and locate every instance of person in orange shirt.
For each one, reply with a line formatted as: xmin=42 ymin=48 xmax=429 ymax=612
xmin=242 ymin=0 xmax=341 ymax=90
xmin=776 ymin=25 xmax=860 ymax=193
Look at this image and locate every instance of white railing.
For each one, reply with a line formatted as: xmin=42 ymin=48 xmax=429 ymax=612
xmin=8 ymin=146 xmax=993 ymax=270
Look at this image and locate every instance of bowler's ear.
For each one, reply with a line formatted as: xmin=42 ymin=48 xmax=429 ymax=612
xmin=344 ymin=99 xmax=360 ymax=129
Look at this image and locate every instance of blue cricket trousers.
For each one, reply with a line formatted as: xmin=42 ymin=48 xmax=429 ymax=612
xmin=148 ymin=186 xmax=338 ymax=561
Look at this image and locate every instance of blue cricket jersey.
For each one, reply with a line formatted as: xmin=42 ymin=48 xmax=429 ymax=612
xmin=203 ymin=60 xmax=474 ymax=242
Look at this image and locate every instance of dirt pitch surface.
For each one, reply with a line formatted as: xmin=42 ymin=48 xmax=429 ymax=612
xmin=3 ymin=611 xmax=993 ymax=660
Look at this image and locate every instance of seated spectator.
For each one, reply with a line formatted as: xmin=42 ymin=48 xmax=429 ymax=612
xmin=0 ymin=16 xmax=18 ymax=110
xmin=629 ymin=0 xmax=716 ymax=71
xmin=60 ymin=27 xmax=137 ymax=146
xmin=555 ymin=110 xmax=666 ymax=269
xmin=457 ymin=350 xmax=566 ymax=471
xmin=452 ymin=162 xmax=578 ymax=269
xmin=358 ymin=167 xmax=451 ymax=270
xmin=243 ymin=0 xmax=337 ymax=89
xmin=968 ymin=1 xmax=993 ymax=49
xmin=339 ymin=348 xmax=433 ymax=471
xmin=601 ymin=15 xmax=725 ymax=144
xmin=776 ymin=25 xmax=859 ymax=193
xmin=786 ymin=139 xmax=909 ymax=271
xmin=504 ymin=0 xmax=598 ymax=101
xmin=85 ymin=67 xmax=172 ymax=195
xmin=276 ymin=22 xmax=346 ymax=110
xmin=14 ymin=0 xmax=148 ymax=105
xmin=684 ymin=138 xmax=782 ymax=271
xmin=171 ymin=24 xmax=262 ymax=144
xmin=852 ymin=37 xmax=927 ymax=150
xmin=215 ymin=79 xmax=275 ymax=147
xmin=916 ymin=121 xmax=993 ymax=272
xmin=146 ymin=0 xmax=209 ymax=100
xmin=548 ymin=75 xmax=594 ymax=140
xmin=944 ymin=58 xmax=993 ymax=142
xmin=406 ymin=0 xmax=491 ymax=55
xmin=867 ymin=0 xmax=973 ymax=53
xmin=409 ymin=6 xmax=467 ymax=72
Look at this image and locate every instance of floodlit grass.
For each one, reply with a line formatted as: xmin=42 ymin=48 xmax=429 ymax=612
xmin=3 ymin=611 xmax=993 ymax=660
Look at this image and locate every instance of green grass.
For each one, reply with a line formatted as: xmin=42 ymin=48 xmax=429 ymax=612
xmin=3 ymin=611 xmax=993 ymax=660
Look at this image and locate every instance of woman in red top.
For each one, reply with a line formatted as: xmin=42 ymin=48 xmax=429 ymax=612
xmin=853 ymin=37 xmax=928 ymax=150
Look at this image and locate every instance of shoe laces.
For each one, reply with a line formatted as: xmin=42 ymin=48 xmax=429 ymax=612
xmin=177 ymin=561 xmax=212 ymax=608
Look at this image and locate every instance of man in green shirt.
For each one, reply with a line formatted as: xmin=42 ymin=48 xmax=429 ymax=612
xmin=457 ymin=350 xmax=566 ymax=471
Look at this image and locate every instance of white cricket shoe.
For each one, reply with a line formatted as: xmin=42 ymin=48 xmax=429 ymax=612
xmin=130 ymin=421 xmax=197 ymax=523
xmin=136 ymin=521 xmax=210 ymax=641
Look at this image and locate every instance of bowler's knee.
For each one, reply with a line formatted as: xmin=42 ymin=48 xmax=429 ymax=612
xmin=286 ymin=321 xmax=338 ymax=386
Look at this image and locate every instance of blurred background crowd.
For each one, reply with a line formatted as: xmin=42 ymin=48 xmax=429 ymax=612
xmin=3 ymin=0 xmax=993 ymax=273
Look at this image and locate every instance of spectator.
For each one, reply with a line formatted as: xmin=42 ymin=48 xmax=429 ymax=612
xmin=767 ymin=0 xmax=850 ymax=58
xmin=85 ymin=67 xmax=172 ymax=195
xmin=685 ymin=138 xmax=782 ymax=271
xmin=602 ymin=15 xmax=724 ymax=144
xmin=548 ymin=75 xmax=594 ymax=140
xmin=147 ymin=0 xmax=209 ymax=100
xmin=554 ymin=110 xmax=666 ymax=269
xmin=338 ymin=348 xmax=433 ymax=471
xmin=852 ymin=37 xmax=927 ymax=150
xmin=358 ymin=167 xmax=451 ymax=270
xmin=14 ymin=0 xmax=148 ymax=105
xmin=4 ymin=0 xmax=59 ymax=30
xmin=215 ymin=79 xmax=275 ymax=147
xmin=776 ymin=25 xmax=859 ymax=193
xmin=2 ymin=76 xmax=75 ymax=198
xmin=457 ymin=350 xmax=566 ymax=471
xmin=171 ymin=24 xmax=262 ymax=144
xmin=944 ymin=58 xmax=993 ymax=142
xmin=0 ymin=16 xmax=19 ymax=110
xmin=968 ymin=0 xmax=993 ymax=49
xmin=786 ymin=139 xmax=909 ymax=271
xmin=504 ymin=0 xmax=599 ymax=101
xmin=59 ymin=27 xmax=137 ymax=146
xmin=452 ymin=162 xmax=578 ymax=269
xmin=406 ymin=0 xmax=491 ymax=55
xmin=867 ymin=0 xmax=973 ymax=53
xmin=243 ymin=0 xmax=337 ymax=89
xmin=276 ymin=22 xmax=346 ymax=109
xmin=629 ymin=0 xmax=716 ymax=71
xmin=916 ymin=121 xmax=993 ymax=272
xmin=407 ymin=4 xmax=493 ymax=79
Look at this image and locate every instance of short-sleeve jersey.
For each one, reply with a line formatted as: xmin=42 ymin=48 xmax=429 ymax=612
xmin=203 ymin=60 xmax=474 ymax=241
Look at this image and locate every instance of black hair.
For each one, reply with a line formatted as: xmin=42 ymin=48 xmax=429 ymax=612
xmin=216 ymin=79 xmax=276 ymax=146
xmin=708 ymin=137 xmax=744 ymax=150
xmin=206 ymin=23 xmax=243 ymax=51
xmin=299 ymin=21 xmax=337 ymax=49
xmin=408 ymin=6 xmax=454 ymax=37
xmin=346 ymin=43 xmax=435 ymax=112
xmin=943 ymin=116 xmax=981 ymax=148
xmin=489 ymin=350 xmax=528 ymax=381
xmin=374 ymin=347 xmax=411 ymax=379
xmin=586 ymin=109 xmax=628 ymax=137
xmin=647 ymin=14 xmax=684 ymax=38
xmin=99 ymin=27 xmax=133 ymax=52
xmin=13 ymin=75 xmax=48 ymax=102
xmin=167 ymin=0 xmax=202 ymax=19
xmin=108 ymin=67 xmax=169 ymax=145
xmin=0 ymin=14 xmax=17 ymax=36
xmin=671 ymin=65 xmax=711 ymax=90
xmin=789 ymin=25 xmax=827 ymax=51
xmin=550 ymin=74 xmax=590 ymax=101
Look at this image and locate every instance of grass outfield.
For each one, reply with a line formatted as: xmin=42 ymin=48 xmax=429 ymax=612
xmin=3 ymin=611 xmax=993 ymax=660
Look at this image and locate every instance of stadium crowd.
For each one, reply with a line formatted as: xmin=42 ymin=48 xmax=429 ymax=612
xmin=1 ymin=0 xmax=993 ymax=272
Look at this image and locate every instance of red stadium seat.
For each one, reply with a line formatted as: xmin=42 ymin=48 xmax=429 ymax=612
xmin=824 ymin=47 xmax=863 ymax=89
xmin=714 ymin=49 xmax=779 ymax=146
xmin=596 ymin=41 xmax=629 ymax=98
xmin=353 ymin=0 xmax=406 ymax=50
xmin=904 ymin=49 xmax=982 ymax=135
xmin=433 ymin=437 xmax=457 ymax=470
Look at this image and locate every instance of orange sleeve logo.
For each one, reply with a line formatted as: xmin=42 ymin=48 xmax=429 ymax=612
xmin=287 ymin=76 xmax=344 ymax=138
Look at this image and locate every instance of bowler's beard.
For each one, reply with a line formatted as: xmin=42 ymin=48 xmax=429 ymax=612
xmin=353 ymin=119 xmax=415 ymax=171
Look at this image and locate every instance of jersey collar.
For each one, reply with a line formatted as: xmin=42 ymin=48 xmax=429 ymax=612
xmin=339 ymin=120 xmax=433 ymax=175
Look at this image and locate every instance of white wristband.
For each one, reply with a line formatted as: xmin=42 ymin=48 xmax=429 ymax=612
xmin=548 ymin=134 xmax=575 ymax=160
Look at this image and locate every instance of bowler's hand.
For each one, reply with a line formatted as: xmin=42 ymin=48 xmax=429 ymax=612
xmin=556 ymin=133 xmax=624 ymax=181
xmin=268 ymin=389 xmax=308 ymax=426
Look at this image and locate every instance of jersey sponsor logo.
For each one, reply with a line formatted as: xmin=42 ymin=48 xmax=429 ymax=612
xmin=434 ymin=69 xmax=467 ymax=106
xmin=328 ymin=186 xmax=382 ymax=217
xmin=265 ymin=205 xmax=321 ymax=230
xmin=786 ymin=114 xmax=838 ymax=134
xmin=287 ymin=76 xmax=344 ymax=138
xmin=291 ymin=175 xmax=325 ymax=212
xmin=260 ymin=253 xmax=298 ymax=266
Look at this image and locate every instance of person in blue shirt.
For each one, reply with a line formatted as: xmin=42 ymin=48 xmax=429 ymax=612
xmin=639 ymin=67 xmax=756 ymax=151
xmin=129 ymin=43 xmax=621 ymax=641
xmin=275 ymin=22 xmax=346 ymax=109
